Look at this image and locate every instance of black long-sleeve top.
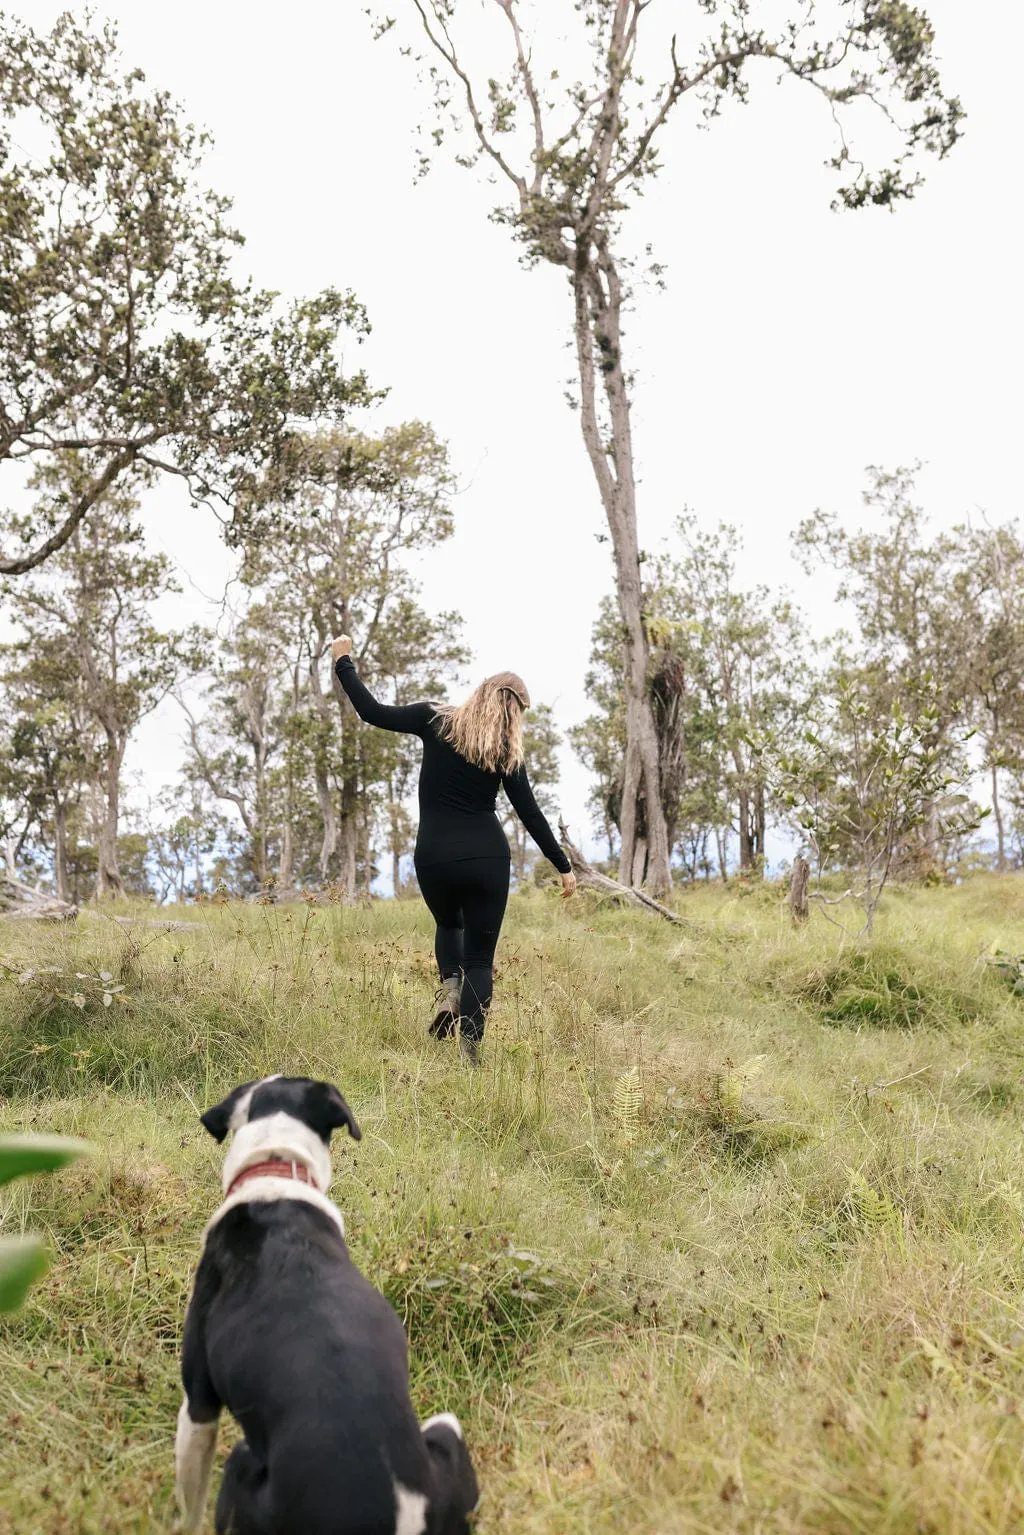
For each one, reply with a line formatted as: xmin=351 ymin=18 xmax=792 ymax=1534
xmin=336 ymin=656 xmax=571 ymax=874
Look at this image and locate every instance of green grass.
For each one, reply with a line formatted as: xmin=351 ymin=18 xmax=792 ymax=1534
xmin=2 ymin=877 xmax=1024 ymax=1532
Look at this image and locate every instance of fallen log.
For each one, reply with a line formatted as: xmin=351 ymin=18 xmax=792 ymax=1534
xmin=0 ymin=875 xmax=78 ymax=923
xmin=558 ymin=821 xmax=689 ymax=926
xmin=245 ymin=884 xmax=307 ymax=905
xmin=0 ymin=877 xmax=207 ymax=928
xmin=87 ymin=913 xmax=204 ymax=932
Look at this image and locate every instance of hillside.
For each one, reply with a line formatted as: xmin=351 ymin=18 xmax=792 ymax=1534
xmin=2 ymin=879 xmax=1024 ymax=1532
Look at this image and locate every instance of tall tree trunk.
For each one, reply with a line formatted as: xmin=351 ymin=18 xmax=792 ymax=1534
xmin=387 ymin=778 xmax=402 ymax=896
xmin=572 ymin=255 xmax=671 ymax=895
xmin=315 ymin=763 xmax=340 ymax=882
xmin=336 ymin=780 xmax=357 ymax=897
xmin=279 ymin=820 xmax=294 ymax=889
xmin=279 ymin=659 xmax=301 ymax=889
xmin=991 ymin=760 xmax=1006 ymax=872
xmin=95 ymin=740 xmax=125 ymax=899
xmin=357 ymin=799 xmax=373 ymax=894
xmin=512 ymin=823 xmax=527 ymax=885
xmin=309 ymin=647 xmax=342 ymax=883
xmin=715 ymin=826 xmax=728 ymax=883
xmin=253 ymin=745 xmax=269 ymax=886
xmin=52 ymin=796 xmax=70 ymax=904
xmin=737 ymin=785 xmax=753 ymax=872
xmin=753 ymin=781 xmax=766 ymax=873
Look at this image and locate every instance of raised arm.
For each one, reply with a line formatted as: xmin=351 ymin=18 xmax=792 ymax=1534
xmin=501 ymin=765 xmax=572 ymax=875
xmin=334 ymin=654 xmax=432 ymax=735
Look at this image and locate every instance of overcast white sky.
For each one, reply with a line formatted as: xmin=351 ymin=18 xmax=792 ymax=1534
xmin=12 ymin=1 xmax=1024 ymax=863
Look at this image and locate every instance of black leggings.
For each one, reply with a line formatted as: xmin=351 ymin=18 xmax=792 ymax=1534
xmin=415 ymin=856 xmax=510 ymax=1043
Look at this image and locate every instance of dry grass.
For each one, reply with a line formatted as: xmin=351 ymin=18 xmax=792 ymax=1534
xmin=2 ymin=877 xmax=1024 ymax=1532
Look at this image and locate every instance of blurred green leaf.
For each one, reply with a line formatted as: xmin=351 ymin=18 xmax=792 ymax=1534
xmin=0 ymin=1134 xmax=93 ymax=1187
xmin=0 ymin=1236 xmax=49 ymax=1313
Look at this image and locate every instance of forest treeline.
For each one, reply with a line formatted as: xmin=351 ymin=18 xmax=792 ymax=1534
xmin=5 ymin=451 xmax=1023 ymax=909
xmin=2 ymin=11 xmax=1004 ymax=914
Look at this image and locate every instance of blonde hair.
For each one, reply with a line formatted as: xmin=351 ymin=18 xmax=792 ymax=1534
xmin=436 ymin=671 xmax=530 ymax=774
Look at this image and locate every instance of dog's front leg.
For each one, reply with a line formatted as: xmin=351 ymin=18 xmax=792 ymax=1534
xmin=175 ymin=1394 xmax=219 ymax=1532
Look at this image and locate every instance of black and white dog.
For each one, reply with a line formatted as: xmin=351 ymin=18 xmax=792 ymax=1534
xmin=176 ymin=1075 xmax=478 ymax=1534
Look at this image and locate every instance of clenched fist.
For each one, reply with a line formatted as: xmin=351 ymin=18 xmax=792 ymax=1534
xmin=331 ymin=635 xmax=352 ymax=661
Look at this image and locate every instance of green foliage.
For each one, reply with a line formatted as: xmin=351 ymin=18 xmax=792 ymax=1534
xmin=796 ymin=468 xmax=1024 ymax=873
xmin=143 ymin=780 xmax=233 ymax=903
xmin=0 ymin=1236 xmax=48 ymax=1313
xmin=388 ymin=2 xmax=962 ymax=230
xmin=795 ymin=947 xmax=981 ymax=1031
xmin=773 ymin=671 xmax=982 ymax=933
xmin=378 ymin=3 xmax=962 ymax=899
xmin=575 ymin=517 xmax=808 ymax=877
xmin=0 ymin=1133 xmax=92 ymax=1187
xmin=1 ymin=470 xmax=207 ymax=897
xmin=0 ymin=1133 xmax=91 ymax=1311
xmin=708 ymin=1055 xmax=765 ymax=1130
xmin=612 ymin=1065 xmax=643 ymax=1145
xmin=844 ymin=1167 xmax=902 ymax=1236
xmin=987 ymin=949 xmax=1024 ymax=997
xmin=824 ymin=973 xmax=928 ymax=1031
xmin=0 ymin=13 xmax=373 ymax=576
xmin=186 ymin=424 xmax=468 ymax=895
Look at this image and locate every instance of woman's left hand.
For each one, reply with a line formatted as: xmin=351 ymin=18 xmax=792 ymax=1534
xmin=332 ymin=635 xmax=352 ymax=661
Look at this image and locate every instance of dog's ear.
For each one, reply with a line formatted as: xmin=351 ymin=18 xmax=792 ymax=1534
xmin=307 ymin=1081 xmax=362 ymax=1142
xmin=200 ymin=1081 xmax=258 ymax=1143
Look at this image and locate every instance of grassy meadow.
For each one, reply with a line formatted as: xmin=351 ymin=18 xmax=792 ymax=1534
xmin=2 ymin=877 xmax=1024 ymax=1533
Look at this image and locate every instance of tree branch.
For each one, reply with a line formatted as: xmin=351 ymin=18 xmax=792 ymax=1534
xmin=412 ymin=0 xmax=527 ymax=192
xmin=0 ymin=448 xmax=138 ymax=575
xmin=179 ymin=700 xmax=255 ymax=834
xmin=493 ymin=0 xmax=547 ymax=193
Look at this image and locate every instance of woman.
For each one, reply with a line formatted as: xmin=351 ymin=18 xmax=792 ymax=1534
xmin=332 ymin=635 xmax=576 ymax=1063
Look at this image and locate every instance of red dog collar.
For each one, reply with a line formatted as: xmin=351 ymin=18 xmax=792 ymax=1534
xmin=226 ymin=1159 xmax=319 ymax=1199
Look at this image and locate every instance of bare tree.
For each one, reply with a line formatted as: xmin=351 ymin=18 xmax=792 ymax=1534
xmin=376 ymin=0 xmax=962 ymax=894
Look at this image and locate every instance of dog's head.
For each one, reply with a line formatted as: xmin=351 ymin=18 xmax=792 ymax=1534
xmin=201 ymin=1075 xmax=362 ymax=1146
xmin=201 ymin=1077 xmax=361 ymax=1200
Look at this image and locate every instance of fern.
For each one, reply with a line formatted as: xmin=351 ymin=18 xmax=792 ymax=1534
xmin=715 ymin=1070 xmax=746 ymax=1126
xmin=712 ymin=1054 xmax=766 ymax=1128
xmin=613 ymin=1066 xmax=643 ymax=1145
xmin=845 ymin=1167 xmax=900 ymax=1231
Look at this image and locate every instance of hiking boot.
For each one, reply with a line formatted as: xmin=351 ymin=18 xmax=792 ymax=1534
xmin=459 ymin=1032 xmax=481 ymax=1068
xmin=429 ymin=975 xmax=460 ymax=1040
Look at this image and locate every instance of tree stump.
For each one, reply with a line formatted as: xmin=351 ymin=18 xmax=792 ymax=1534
xmin=789 ymin=856 xmax=810 ymax=925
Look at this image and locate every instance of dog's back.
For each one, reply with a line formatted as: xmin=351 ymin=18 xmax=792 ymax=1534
xmin=191 ymin=1200 xmax=445 ymax=1533
xmin=177 ymin=1077 xmax=478 ymax=1535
